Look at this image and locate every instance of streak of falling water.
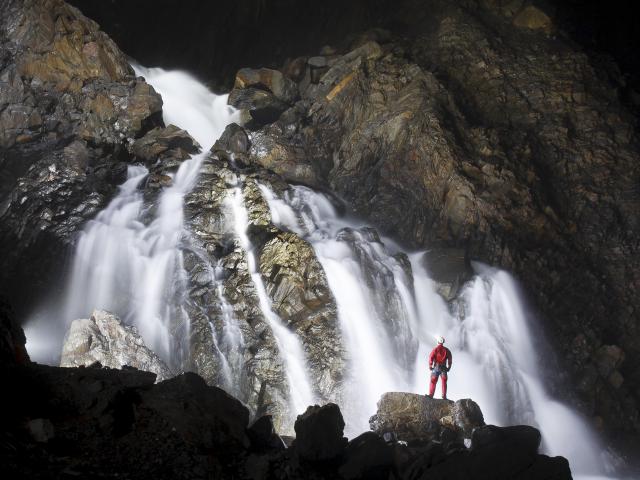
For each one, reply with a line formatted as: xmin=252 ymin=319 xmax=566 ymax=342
xmin=227 ymin=180 xmax=316 ymax=416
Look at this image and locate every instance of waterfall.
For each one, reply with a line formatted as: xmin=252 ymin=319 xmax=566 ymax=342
xmin=22 ymin=65 xmax=617 ymax=478
xmin=260 ymin=184 xmax=614 ymax=478
xmin=258 ymin=184 xmax=418 ymax=430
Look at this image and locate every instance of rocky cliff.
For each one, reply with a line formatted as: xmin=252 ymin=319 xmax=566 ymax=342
xmin=220 ymin=1 xmax=640 ymax=440
xmin=0 ymin=0 xmax=163 ymax=312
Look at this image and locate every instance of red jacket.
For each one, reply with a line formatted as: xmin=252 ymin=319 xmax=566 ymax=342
xmin=429 ymin=345 xmax=452 ymax=369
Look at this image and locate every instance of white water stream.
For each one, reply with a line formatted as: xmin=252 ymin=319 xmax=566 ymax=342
xmin=23 ymin=67 xmax=620 ymax=478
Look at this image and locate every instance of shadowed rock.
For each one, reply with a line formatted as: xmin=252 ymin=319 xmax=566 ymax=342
xmin=294 ymin=403 xmax=348 ymax=461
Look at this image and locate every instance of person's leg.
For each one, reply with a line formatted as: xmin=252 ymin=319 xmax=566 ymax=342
xmin=429 ymin=372 xmax=438 ymax=397
xmin=441 ymin=372 xmax=448 ymax=399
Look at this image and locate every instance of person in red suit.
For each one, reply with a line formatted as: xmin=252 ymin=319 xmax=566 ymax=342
xmin=428 ymin=336 xmax=452 ymax=399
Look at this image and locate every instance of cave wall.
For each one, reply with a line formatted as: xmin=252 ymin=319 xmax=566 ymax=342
xmin=213 ymin=0 xmax=640 ymax=442
xmin=1 ymin=0 xmax=638 ymax=452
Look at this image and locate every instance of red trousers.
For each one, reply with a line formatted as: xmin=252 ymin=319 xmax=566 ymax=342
xmin=429 ymin=367 xmax=447 ymax=398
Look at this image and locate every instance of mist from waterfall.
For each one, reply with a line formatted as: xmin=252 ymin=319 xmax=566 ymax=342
xmin=260 ymin=184 xmax=613 ymax=478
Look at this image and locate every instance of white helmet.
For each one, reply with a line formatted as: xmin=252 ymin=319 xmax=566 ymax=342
xmin=436 ymin=336 xmax=445 ymax=345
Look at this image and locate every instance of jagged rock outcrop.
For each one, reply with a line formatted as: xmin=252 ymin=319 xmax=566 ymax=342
xmin=178 ymin=140 xmax=345 ymax=432
xmin=369 ymin=392 xmax=485 ymax=445
xmin=259 ymin=231 xmax=345 ymax=402
xmin=0 ymin=0 xmax=163 ymax=313
xmin=132 ymin=124 xmax=200 ymax=165
xmin=229 ymin=67 xmax=298 ymax=126
xmin=293 ymin=403 xmax=348 ymax=461
xmin=60 ymin=310 xmax=172 ymax=382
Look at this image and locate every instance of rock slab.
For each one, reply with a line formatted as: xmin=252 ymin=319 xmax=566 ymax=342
xmin=369 ymin=392 xmax=485 ymax=443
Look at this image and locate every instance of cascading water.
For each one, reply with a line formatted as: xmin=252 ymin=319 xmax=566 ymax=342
xmin=260 ymin=183 xmax=616 ymax=479
xmin=27 ymin=66 xmax=240 ymax=367
xmin=259 ymin=184 xmax=418 ymax=429
xmin=227 ymin=181 xmax=316 ymax=415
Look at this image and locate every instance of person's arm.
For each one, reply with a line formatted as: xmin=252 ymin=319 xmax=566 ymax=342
xmin=446 ymin=349 xmax=452 ymax=370
xmin=428 ymin=349 xmax=435 ymax=370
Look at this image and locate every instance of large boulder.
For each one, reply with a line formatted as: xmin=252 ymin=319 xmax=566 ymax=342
xmin=131 ymin=125 xmax=200 ymax=165
xmin=138 ymin=372 xmax=251 ymax=452
xmin=293 ymin=403 xmax=348 ymax=461
xmin=60 ymin=310 xmax=172 ymax=382
xmin=369 ymin=392 xmax=484 ymax=443
xmin=228 ymin=68 xmax=298 ymax=127
xmin=234 ymin=68 xmax=298 ymax=104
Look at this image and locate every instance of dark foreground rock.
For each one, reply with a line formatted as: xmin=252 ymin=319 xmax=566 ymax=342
xmin=2 ymin=364 xmax=252 ymax=480
xmin=1 ymin=340 xmax=572 ymax=480
xmin=293 ymin=403 xmax=348 ymax=461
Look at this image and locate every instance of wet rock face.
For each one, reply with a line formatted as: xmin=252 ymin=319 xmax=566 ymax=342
xmin=60 ymin=310 xmax=173 ymax=382
xmin=226 ymin=2 xmax=640 ymax=434
xmin=181 ymin=148 xmax=345 ymax=432
xmin=369 ymin=392 xmax=485 ymax=445
xmin=259 ymin=231 xmax=345 ymax=401
xmin=0 ymin=0 xmax=163 ymax=314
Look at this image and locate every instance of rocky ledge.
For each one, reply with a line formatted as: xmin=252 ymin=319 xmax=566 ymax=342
xmin=1 ymin=357 xmax=571 ymax=480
